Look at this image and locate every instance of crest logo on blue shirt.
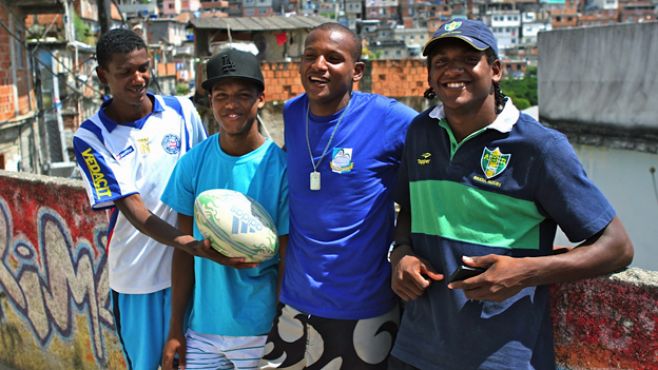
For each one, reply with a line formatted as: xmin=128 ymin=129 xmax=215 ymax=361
xmin=161 ymin=134 xmax=181 ymax=154
xmin=481 ymin=147 xmax=511 ymax=179
xmin=330 ymin=148 xmax=354 ymax=173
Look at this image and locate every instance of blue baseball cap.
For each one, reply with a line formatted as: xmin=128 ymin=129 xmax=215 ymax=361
xmin=423 ymin=19 xmax=499 ymax=58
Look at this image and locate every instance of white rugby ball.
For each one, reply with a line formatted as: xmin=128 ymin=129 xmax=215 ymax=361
xmin=194 ymin=189 xmax=278 ymax=263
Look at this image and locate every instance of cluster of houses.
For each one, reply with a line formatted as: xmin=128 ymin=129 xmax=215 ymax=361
xmin=0 ymin=0 xmax=656 ymax=176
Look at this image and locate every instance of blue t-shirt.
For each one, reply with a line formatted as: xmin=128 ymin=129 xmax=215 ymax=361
xmin=161 ymin=134 xmax=288 ymax=336
xmin=281 ymin=92 xmax=417 ymax=320
xmin=392 ymin=101 xmax=615 ymax=370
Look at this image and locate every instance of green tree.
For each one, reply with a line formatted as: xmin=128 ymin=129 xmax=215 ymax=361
xmin=500 ymin=65 xmax=538 ymax=107
xmin=176 ymin=83 xmax=191 ymax=96
xmin=73 ymin=12 xmax=91 ymax=43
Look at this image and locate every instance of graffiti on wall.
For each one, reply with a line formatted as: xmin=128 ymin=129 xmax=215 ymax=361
xmin=0 ymin=195 xmax=113 ymax=363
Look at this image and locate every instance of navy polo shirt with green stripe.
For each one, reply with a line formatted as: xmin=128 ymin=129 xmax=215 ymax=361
xmin=391 ymin=100 xmax=615 ymax=370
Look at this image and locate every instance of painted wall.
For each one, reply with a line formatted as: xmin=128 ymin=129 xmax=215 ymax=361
xmin=0 ymin=170 xmax=656 ymax=369
xmin=0 ymin=171 xmax=125 ymax=370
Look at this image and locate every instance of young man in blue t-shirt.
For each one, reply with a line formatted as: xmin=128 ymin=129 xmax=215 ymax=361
xmin=160 ymin=48 xmax=288 ymax=370
xmin=260 ymin=22 xmax=417 ymax=369
xmin=388 ymin=19 xmax=634 ymax=369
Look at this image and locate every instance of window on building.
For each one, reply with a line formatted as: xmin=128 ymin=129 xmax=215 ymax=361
xmin=0 ymin=154 xmax=4 ymax=170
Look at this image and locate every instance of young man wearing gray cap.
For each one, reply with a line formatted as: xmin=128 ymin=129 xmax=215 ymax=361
xmin=160 ymin=48 xmax=288 ymax=370
xmin=389 ymin=19 xmax=633 ymax=369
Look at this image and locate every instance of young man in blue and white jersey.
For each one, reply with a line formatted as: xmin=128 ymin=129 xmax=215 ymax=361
xmin=73 ymin=29 xmax=236 ymax=370
xmin=160 ymin=48 xmax=288 ymax=370
xmin=388 ymin=19 xmax=634 ymax=369
xmin=260 ymin=22 xmax=417 ymax=369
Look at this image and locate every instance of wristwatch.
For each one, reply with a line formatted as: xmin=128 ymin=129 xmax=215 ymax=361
xmin=387 ymin=240 xmax=410 ymax=263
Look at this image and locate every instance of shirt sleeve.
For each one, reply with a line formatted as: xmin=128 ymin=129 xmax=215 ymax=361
xmin=276 ymin=163 xmax=290 ymax=236
xmin=161 ymin=151 xmax=196 ymax=217
xmin=535 ymin=133 xmax=615 ymax=242
xmin=182 ymin=97 xmax=208 ymax=147
xmin=385 ymin=98 xmax=418 ymax=164
xmin=73 ymin=130 xmax=137 ymax=210
xmin=394 ymin=123 xmax=413 ymax=209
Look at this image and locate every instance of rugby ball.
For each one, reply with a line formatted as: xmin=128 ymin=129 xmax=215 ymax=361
xmin=194 ymin=189 xmax=278 ymax=263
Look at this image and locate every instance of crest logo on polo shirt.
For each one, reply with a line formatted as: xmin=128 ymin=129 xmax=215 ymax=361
xmin=417 ymin=152 xmax=432 ymax=165
xmin=481 ymin=147 xmax=510 ymax=179
xmin=161 ymin=134 xmax=181 ymax=154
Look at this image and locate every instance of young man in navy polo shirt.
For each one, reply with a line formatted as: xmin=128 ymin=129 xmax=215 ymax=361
xmin=388 ymin=19 xmax=634 ymax=369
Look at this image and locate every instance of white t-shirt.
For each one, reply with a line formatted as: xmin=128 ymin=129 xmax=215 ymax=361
xmin=73 ymin=94 xmax=207 ymax=294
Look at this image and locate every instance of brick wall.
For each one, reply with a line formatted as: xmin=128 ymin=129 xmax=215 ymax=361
xmin=157 ymin=62 xmax=177 ymax=78
xmin=0 ymin=6 xmax=33 ymax=122
xmin=261 ymin=59 xmax=429 ymax=102
xmin=369 ymin=59 xmax=428 ymax=98
xmin=261 ymin=62 xmax=305 ymax=102
xmin=0 ymin=8 xmax=12 ymax=122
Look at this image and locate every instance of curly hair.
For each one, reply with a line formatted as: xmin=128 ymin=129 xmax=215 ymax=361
xmin=96 ymin=28 xmax=147 ymax=69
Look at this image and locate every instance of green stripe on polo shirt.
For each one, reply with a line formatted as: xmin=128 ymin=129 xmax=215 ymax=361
xmin=410 ymin=180 xmax=544 ymax=249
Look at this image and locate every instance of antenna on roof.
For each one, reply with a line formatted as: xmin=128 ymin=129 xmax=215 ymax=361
xmin=227 ymin=22 xmax=233 ymax=44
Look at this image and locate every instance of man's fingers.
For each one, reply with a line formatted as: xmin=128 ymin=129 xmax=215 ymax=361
xmin=176 ymin=342 xmax=187 ymax=370
xmin=162 ymin=349 xmax=174 ymax=370
xmin=420 ymin=263 xmax=443 ymax=282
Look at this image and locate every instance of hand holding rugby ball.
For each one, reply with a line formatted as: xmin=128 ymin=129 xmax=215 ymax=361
xmin=194 ymin=189 xmax=278 ymax=263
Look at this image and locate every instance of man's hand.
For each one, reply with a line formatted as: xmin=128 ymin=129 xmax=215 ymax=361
xmin=187 ymin=239 xmax=258 ymax=269
xmin=448 ymin=255 xmax=532 ymax=302
xmin=162 ymin=330 xmax=186 ymax=370
xmin=391 ymin=246 xmax=443 ymax=301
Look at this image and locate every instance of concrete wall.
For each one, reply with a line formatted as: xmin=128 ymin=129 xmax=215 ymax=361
xmin=0 ymin=170 xmax=656 ymax=369
xmin=538 ymin=22 xmax=658 ymax=132
xmin=537 ymin=22 xmax=658 ymax=270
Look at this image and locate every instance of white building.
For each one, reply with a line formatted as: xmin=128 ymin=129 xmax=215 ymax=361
xmin=488 ymin=11 xmax=522 ymax=51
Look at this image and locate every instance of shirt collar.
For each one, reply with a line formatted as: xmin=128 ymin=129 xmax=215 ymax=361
xmin=98 ymin=92 xmax=163 ymax=132
xmin=428 ymin=98 xmax=520 ymax=133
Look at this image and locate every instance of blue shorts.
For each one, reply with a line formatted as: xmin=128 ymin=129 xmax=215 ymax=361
xmin=112 ymin=288 xmax=172 ymax=370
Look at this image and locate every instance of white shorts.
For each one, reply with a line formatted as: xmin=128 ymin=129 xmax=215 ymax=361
xmin=183 ymin=329 xmax=268 ymax=369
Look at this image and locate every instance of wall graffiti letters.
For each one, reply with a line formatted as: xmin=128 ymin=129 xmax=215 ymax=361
xmin=0 ymin=195 xmax=114 ymax=364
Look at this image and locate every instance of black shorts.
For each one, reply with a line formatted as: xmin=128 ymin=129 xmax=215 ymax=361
xmin=260 ymin=303 xmax=400 ymax=370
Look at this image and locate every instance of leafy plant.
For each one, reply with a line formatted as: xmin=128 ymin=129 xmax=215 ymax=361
xmin=500 ymin=65 xmax=538 ymax=108
xmin=176 ymin=83 xmax=191 ymax=96
xmin=73 ymin=12 xmax=91 ymax=43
